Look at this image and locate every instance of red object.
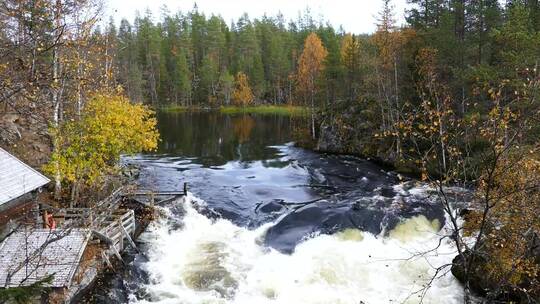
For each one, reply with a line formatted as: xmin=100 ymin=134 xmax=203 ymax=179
xmin=46 ymin=214 xmax=56 ymax=229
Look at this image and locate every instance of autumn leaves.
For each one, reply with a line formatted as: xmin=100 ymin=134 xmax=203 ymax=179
xmin=232 ymin=72 xmax=255 ymax=106
xmin=44 ymin=93 xmax=159 ymax=203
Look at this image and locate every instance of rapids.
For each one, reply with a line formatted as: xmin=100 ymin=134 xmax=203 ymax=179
xmin=96 ymin=112 xmax=467 ymax=304
xmin=133 ymin=193 xmax=463 ymax=304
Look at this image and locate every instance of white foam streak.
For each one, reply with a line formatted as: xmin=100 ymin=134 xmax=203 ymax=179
xmin=134 ymin=193 xmax=464 ymax=304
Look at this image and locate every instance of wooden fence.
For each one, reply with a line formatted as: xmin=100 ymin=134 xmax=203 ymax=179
xmin=96 ymin=209 xmax=136 ymax=261
xmin=37 ymin=186 xmax=186 ymax=263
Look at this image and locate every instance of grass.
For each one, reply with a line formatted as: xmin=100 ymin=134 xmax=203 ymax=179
xmin=159 ymin=105 xmax=206 ymax=113
xmin=159 ymin=104 xmax=310 ymax=116
xmin=219 ymin=105 xmax=309 ymax=116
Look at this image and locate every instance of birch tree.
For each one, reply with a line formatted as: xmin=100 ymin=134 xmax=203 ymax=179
xmin=297 ymin=33 xmax=327 ymax=139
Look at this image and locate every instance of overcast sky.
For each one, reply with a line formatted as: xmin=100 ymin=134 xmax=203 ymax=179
xmin=106 ymin=0 xmax=409 ymax=34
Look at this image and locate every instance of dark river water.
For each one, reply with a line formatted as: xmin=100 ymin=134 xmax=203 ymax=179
xmin=93 ymin=112 xmax=464 ymax=304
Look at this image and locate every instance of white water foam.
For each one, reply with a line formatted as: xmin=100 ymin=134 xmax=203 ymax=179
xmin=133 ymin=192 xmax=464 ymax=304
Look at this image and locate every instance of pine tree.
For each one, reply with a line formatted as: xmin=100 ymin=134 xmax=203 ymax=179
xmin=373 ymin=0 xmax=404 ymax=157
xmin=406 ymin=0 xmax=446 ymax=28
xmin=175 ymin=48 xmax=192 ymax=106
xmin=256 ymin=16 xmax=290 ymax=104
xmin=233 ymin=14 xmax=265 ymax=100
xmin=199 ymin=54 xmax=220 ymax=105
xmin=469 ymin=0 xmax=501 ymax=64
xmin=492 ymin=2 xmax=540 ymax=78
xmin=341 ymin=34 xmax=362 ymax=101
xmin=317 ymin=25 xmax=344 ymax=106
xmin=136 ymin=11 xmax=161 ymax=103
xmin=219 ymin=70 xmax=235 ymax=105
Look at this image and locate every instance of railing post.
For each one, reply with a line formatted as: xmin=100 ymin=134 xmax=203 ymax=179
xmin=90 ymin=210 xmax=94 ymax=228
xmin=130 ymin=210 xmax=135 ymax=236
xmin=117 ymin=218 xmax=124 ymax=251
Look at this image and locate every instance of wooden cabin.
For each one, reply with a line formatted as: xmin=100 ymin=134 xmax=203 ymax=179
xmin=0 ymin=147 xmax=50 ymax=232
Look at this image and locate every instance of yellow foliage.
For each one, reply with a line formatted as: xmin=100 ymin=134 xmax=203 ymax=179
xmin=44 ymin=93 xmax=159 ymax=185
xmin=372 ymin=7 xmax=404 ymax=71
xmin=466 ymin=156 xmax=540 ymax=290
xmin=297 ymin=33 xmax=328 ymax=100
xmin=232 ymin=115 xmax=255 ymax=144
xmin=232 ymin=72 xmax=254 ymax=107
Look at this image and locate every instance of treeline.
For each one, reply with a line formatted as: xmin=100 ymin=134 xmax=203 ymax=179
xmin=99 ymin=7 xmax=348 ymax=106
xmin=97 ymin=0 xmax=540 ymax=119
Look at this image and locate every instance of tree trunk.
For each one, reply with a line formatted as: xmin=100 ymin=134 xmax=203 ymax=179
xmin=52 ymin=0 xmax=63 ymax=200
xmin=70 ymin=180 xmax=79 ymax=208
xmin=310 ymin=75 xmax=316 ymax=140
xmin=394 ymin=56 xmax=401 ymax=158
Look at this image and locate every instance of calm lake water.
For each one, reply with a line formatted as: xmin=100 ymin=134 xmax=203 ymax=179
xmin=94 ymin=112 xmax=465 ymax=304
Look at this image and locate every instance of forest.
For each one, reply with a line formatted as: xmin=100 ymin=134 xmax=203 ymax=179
xmin=98 ymin=0 xmax=540 ymax=110
xmin=96 ymin=0 xmax=540 ymax=301
xmin=1 ymin=0 xmax=540 ymax=303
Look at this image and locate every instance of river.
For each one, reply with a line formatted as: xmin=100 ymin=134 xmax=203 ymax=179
xmin=98 ymin=112 xmax=465 ymax=304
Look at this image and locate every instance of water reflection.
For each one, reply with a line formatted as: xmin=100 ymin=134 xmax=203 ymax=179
xmin=156 ymin=112 xmax=294 ymax=167
xmin=232 ymin=115 xmax=255 ymax=144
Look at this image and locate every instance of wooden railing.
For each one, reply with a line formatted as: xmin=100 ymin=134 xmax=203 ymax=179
xmin=38 ymin=186 xmax=185 ymax=263
xmin=121 ymin=184 xmax=187 ymax=206
xmin=43 ymin=187 xmax=126 ymax=228
xmin=99 ymin=209 xmax=136 ymax=255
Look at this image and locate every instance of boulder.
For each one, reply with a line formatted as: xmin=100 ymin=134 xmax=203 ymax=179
xmin=121 ymin=164 xmax=140 ymax=180
xmin=264 ymin=196 xmax=446 ymax=254
xmin=316 ymin=123 xmax=345 ymax=153
xmin=451 ymin=251 xmax=491 ymax=296
xmin=525 ymin=230 xmax=540 ymax=264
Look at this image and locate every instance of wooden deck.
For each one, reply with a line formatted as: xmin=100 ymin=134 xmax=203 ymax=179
xmin=0 ymin=186 xmax=186 ymax=292
xmin=93 ymin=209 xmax=137 ymax=263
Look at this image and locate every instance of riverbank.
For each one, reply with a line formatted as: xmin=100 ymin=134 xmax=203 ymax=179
xmin=219 ymin=105 xmax=308 ymax=116
xmin=315 ymin=118 xmax=540 ymax=302
xmin=159 ymin=104 xmax=309 ymax=116
xmin=313 ymin=122 xmax=420 ymax=178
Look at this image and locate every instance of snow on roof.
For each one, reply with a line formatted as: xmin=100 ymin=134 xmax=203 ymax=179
xmin=0 ymin=229 xmax=90 ymax=288
xmin=0 ymin=147 xmax=50 ymax=206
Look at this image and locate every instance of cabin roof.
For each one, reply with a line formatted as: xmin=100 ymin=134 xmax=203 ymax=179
xmin=0 ymin=147 xmax=50 ymax=206
xmin=0 ymin=229 xmax=90 ymax=288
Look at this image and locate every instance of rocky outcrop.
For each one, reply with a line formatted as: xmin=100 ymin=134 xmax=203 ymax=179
xmin=0 ymin=113 xmax=51 ymax=167
xmin=264 ymin=191 xmax=446 ymax=254
xmin=450 ymin=251 xmax=491 ymax=296
xmin=121 ymin=164 xmax=141 ymax=181
xmin=526 ymin=230 xmax=540 ymax=265
xmin=317 ymin=123 xmax=347 ymax=154
xmin=315 ymin=117 xmax=399 ymax=172
xmin=0 ymin=114 xmax=22 ymax=142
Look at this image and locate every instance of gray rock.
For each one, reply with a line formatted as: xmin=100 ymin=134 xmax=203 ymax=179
xmin=317 ymin=123 xmax=345 ymax=153
xmin=264 ymin=196 xmax=446 ymax=254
